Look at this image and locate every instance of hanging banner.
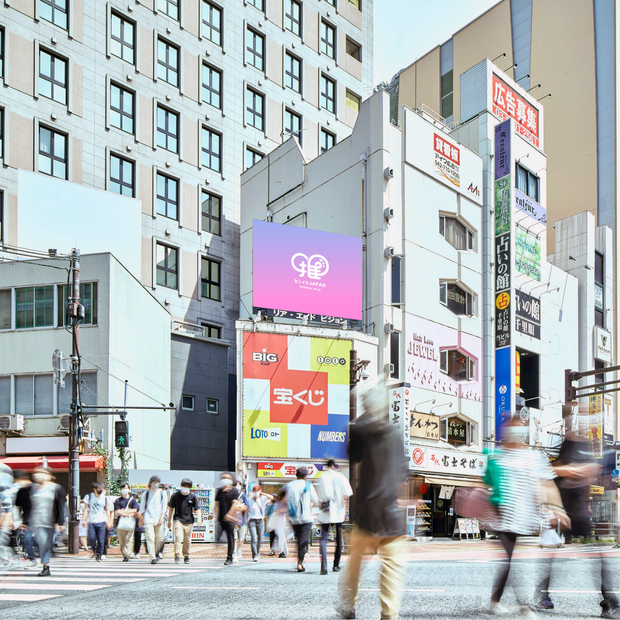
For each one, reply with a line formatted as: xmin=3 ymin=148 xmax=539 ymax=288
xmin=588 ymin=394 xmax=603 ymax=458
xmin=515 ymin=189 xmax=546 ymax=225
xmin=389 ymin=385 xmax=411 ymax=459
xmin=515 ymin=290 xmax=541 ymax=339
xmin=515 ymin=227 xmax=541 ymax=281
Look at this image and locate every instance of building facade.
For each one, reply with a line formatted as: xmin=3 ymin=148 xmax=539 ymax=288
xmin=0 ymin=0 xmax=373 ymax=469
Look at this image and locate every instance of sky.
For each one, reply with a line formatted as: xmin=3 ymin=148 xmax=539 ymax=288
xmin=372 ymin=0 xmax=501 ymax=86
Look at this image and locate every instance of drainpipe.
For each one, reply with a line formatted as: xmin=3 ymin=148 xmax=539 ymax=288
xmin=361 ymin=150 xmax=370 ymax=335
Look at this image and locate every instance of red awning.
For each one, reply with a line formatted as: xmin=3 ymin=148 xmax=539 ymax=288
xmin=0 ymin=454 xmax=103 ymax=472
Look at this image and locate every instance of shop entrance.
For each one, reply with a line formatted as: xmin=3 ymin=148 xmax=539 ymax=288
xmin=432 ymin=485 xmax=455 ymax=537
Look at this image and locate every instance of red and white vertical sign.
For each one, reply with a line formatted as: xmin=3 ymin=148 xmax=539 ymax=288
xmin=389 ymin=386 xmax=411 ymax=459
xmin=492 ymin=74 xmax=539 ymax=148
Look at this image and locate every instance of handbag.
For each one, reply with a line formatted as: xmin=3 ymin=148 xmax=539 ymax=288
xmin=266 ymin=511 xmax=278 ymax=533
xmin=117 ymin=516 xmax=136 ymax=531
xmin=224 ymin=499 xmax=246 ymax=524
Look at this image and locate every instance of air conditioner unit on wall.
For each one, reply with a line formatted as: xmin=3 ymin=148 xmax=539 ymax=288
xmin=0 ymin=415 xmax=24 ymax=433
xmin=58 ymin=414 xmax=71 ymax=433
xmin=384 ymin=323 xmax=395 ymax=333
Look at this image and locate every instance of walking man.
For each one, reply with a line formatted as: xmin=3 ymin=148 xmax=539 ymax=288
xmin=29 ymin=467 xmax=66 ymax=577
xmin=338 ymin=381 xmax=408 ymax=620
xmin=168 ymin=478 xmax=202 ymax=564
xmin=318 ymin=459 xmax=352 ymax=575
xmin=285 ymin=468 xmax=318 ymax=573
xmin=81 ymin=482 xmax=112 ymax=562
xmin=215 ymin=473 xmax=239 ymax=566
xmin=246 ymin=485 xmax=272 ymax=562
xmin=139 ymin=476 xmax=168 ymax=564
xmin=13 ymin=471 xmax=37 ymax=569
xmin=114 ymin=483 xmax=139 ymax=562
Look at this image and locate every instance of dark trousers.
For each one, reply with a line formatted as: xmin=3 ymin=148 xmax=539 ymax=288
xmin=320 ymin=522 xmax=344 ymax=570
xmin=88 ymin=522 xmax=106 ymax=557
xmin=293 ymin=523 xmax=312 ymax=564
xmin=491 ymin=532 xmax=518 ymax=603
xmin=269 ymin=530 xmax=276 ymax=551
xmin=220 ymin=521 xmax=235 ymax=561
xmin=133 ymin=531 xmax=143 ymax=555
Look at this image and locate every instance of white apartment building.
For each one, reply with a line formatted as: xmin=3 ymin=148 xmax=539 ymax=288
xmin=0 ymin=0 xmax=373 ymax=470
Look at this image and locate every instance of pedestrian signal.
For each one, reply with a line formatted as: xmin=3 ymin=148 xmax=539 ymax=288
xmin=115 ymin=420 xmax=129 ymax=448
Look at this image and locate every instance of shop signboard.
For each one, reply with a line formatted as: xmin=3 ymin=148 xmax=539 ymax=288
xmin=604 ymin=397 xmax=614 ymax=443
xmin=515 ymin=227 xmax=541 ymax=281
xmin=594 ymin=325 xmax=612 ymax=363
xmin=389 ymin=385 xmax=411 ymax=459
xmin=242 ymin=332 xmax=351 ymax=459
xmin=410 ymin=412 xmax=441 ymax=440
xmin=515 ymin=189 xmax=546 ymax=225
xmin=492 ymin=74 xmax=540 ymax=148
xmin=588 ymin=394 xmax=603 ymax=458
xmin=410 ymin=446 xmax=486 ymax=476
xmin=515 ymin=290 xmax=541 ymax=339
xmin=252 ymin=220 xmax=362 ymax=321
xmin=403 ymin=108 xmax=483 ymax=205
xmin=405 ymin=315 xmax=482 ymax=402
xmin=495 ymin=344 xmax=512 ymax=439
xmin=255 ymin=462 xmax=325 ymax=478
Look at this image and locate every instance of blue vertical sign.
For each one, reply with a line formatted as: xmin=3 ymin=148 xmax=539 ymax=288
xmin=495 ymin=347 xmax=512 ymax=439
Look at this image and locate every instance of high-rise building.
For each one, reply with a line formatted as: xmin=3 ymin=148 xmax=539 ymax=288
xmin=0 ymin=0 xmax=373 ymax=470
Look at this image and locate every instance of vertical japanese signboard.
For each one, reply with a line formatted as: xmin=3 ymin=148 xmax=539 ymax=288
xmin=515 ymin=227 xmax=541 ymax=281
xmin=389 ymin=385 xmax=411 ymax=459
xmin=494 ymin=119 xmax=512 ymax=439
xmin=588 ymin=394 xmax=603 ymax=458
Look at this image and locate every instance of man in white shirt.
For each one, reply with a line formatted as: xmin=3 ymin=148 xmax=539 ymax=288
xmin=81 ymin=482 xmax=112 ymax=562
xmin=317 ymin=459 xmax=352 ymax=575
xmin=139 ymin=476 xmax=168 ymax=564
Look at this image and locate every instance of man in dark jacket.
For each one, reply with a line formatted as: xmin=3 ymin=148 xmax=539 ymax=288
xmin=338 ymin=381 xmax=408 ymax=620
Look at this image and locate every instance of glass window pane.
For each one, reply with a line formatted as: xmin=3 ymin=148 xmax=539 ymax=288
xmin=112 ymin=15 xmax=121 ymax=39
xmin=34 ymin=375 xmax=53 ymax=415
xmin=122 ymin=92 xmax=133 ymax=114
xmin=39 ymin=154 xmax=52 ymax=176
xmin=15 ymin=375 xmax=33 ymax=416
xmin=39 ymin=128 xmax=52 ymax=154
xmin=157 ymin=174 xmax=165 ymax=197
xmin=0 ymin=376 xmax=10 ymax=415
xmin=53 ymin=160 xmax=66 ymax=179
xmin=111 ymin=155 xmax=120 ymax=179
xmin=40 ymin=52 xmax=51 ymax=77
xmin=169 ymin=179 xmax=177 ymax=201
xmin=111 ymin=85 xmax=120 ymax=109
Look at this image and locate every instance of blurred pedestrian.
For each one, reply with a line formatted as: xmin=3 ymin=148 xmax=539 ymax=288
xmin=81 ymin=482 xmax=112 ymax=562
xmin=285 ymin=467 xmax=319 ymax=573
xmin=338 ymin=379 xmax=407 ymax=620
xmin=234 ymin=481 xmax=248 ymax=563
xmin=246 ymin=484 xmax=272 ymax=562
xmin=0 ymin=463 xmax=19 ymax=570
xmin=114 ymin=483 xmax=139 ymax=562
xmin=13 ymin=471 xmax=37 ymax=569
xmin=487 ymin=418 xmax=567 ymax=617
xmin=215 ymin=473 xmax=240 ymax=566
xmin=139 ymin=476 xmax=168 ymax=565
xmin=318 ymin=459 xmax=352 ymax=575
xmin=131 ymin=493 xmax=145 ymax=559
xmin=265 ymin=497 xmax=278 ymax=556
xmin=29 ymin=467 xmax=65 ymax=577
xmin=270 ymin=489 xmax=289 ymax=558
xmin=168 ymin=478 xmax=202 ymax=564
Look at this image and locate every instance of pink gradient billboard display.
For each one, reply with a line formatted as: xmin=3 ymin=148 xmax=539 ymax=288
xmin=252 ymin=220 xmax=362 ymax=320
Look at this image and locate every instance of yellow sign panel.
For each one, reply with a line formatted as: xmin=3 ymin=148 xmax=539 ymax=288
xmin=591 ymin=486 xmax=605 ymax=495
xmin=496 ymin=292 xmax=510 ymax=310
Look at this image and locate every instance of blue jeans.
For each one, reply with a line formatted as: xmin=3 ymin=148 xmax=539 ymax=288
xmin=23 ymin=529 xmax=36 ymax=560
xmin=33 ymin=527 xmax=53 ymax=565
xmin=88 ymin=522 xmax=106 ymax=557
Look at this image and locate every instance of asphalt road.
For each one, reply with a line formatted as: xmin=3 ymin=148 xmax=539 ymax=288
xmin=0 ymin=547 xmax=618 ymax=620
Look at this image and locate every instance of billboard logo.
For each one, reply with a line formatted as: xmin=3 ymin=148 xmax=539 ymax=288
xmin=250 ymin=428 xmax=281 ymax=441
xmin=252 ymin=351 xmax=279 ymax=365
xmin=412 ymin=447 xmax=425 ymax=466
xmin=292 ymin=253 xmax=329 ymax=280
xmin=317 ymin=356 xmax=347 ymax=366
xmin=316 ymin=431 xmax=346 ymax=442
xmin=499 ymin=384 xmax=507 ymax=395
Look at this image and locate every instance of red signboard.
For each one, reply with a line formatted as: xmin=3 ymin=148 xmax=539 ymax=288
xmin=270 ymin=369 xmax=329 ymax=425
xmin=492 ymin=74 xmax=539 ymax=148
xmin=434 ymin=133 xmax=460 ymax=165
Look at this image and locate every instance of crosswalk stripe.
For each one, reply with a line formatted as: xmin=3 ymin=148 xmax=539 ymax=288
xmin=4 ymin=570 xmax=196 ymax=577
xmin=0 ymin=583 xmax=110 ymax=591
xmin=0 ymin=594 xmax=62 ymax=601
xmin=0 ymin=576 xmax=145 ymax=583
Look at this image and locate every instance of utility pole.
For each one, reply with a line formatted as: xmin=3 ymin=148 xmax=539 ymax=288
xmin=67 ymin=249 xmax=81 ymax=555
xmin=349 ymin=348 xmax=358 ymax=520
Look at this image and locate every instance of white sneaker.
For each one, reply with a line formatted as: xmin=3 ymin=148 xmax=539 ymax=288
xmin=101 ymin=555 xmax=106 ymax=560
xmin=26 ymin=560 xmax=38 ymax=569
xmin=135 ymin=553 xmax=140 ymax=560
xmin=519 ymin=607 xmax=538 ymax=619
xmin=490 ymin=602 xmax=511 ymax=615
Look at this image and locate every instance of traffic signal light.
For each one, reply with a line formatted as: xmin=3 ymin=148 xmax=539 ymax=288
xmin=115 ymin=421 xmax=129 ymax=448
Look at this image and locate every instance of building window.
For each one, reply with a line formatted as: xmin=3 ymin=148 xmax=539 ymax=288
xmin=156 ymin=173 xmax=179 ymax=220
xmin=40 ymin=0 xmax=68 ymax=29
xmin=595 ymin=251 xmax=604 ymax=327
xmin=39 ymin=127 xmax=67 ymax=180
xmin=157 ymin=0 xmax=179 ymax=20
xmin=201 ymin=127 xmax=221 ymax=172
xmin=440 ymin=40 xmax=453 ymax=123
xmin=247 ymin=0 xmax=264 ymax=10
xmin=110 ymin=12 xmax=135 ymax=65
xmin=595 ymin=360 xmax=605 ymax=385
xmin=325 ymin=0 xmax=335 ymax=4
xmin=391 ymin=256 xmax=402 ymax=305
xmin=201 ymin=322 xmax=221 ymax=339
xmin=39 ymin=49 xmax=67 ymax=104
xmin=15 ymin=374 xmax=54 ymax=416
xmin=57 ymin=282 xmax=98 ymax=326
xmin=245 ymin=147 xmax=263 ymax=170
xmin=110 ymin=154 xmax=134 ymax=197
xmin=348 ymin=0 xmax=360 ymax=8
xmin=320 ymin=128 xmax=335 ymax=154
xmin=201 ymin=63 xmax=222 ymax=109
xmin=16 ymin=286 xmax=54 ymax=329
xmin=346 ymin=37 xmax=361 ymax=61
xmin=246 ymin=28 xmax=265 ymax=71
xmin=390 ymin=332 xmax=399 ymax=379
xmin=285 ymin=52 xmax=301 ymax=93
xmin=440 ymin=350 xmax=475 ymax=383
xmin=181 ymin=395 xmax=195 ymax=411
xmin=157 ymin=38 xmax=179 ymax=87
xmin=284 ymin=108 xmax=302 ymax=144
xmin=0 ymin=109 xmax=4 ymax=159
xmin=59 ymin=371 xmax=97 ymax=413
xmin=201 ymin=191 xmax=221 ymax=235
xmin=202 ymin=1 xmax=222 ymax=45
xmin=0 ymin=29 xmax=4 ymax=78
xmin=320 ymin=20 xmax=335 ymax=59
xmin=201 ymin=257 xmax=221 ymax=301
xmin=346 ymin=90 xmax=361 ymax=114
xmin=0 ymin=192 xmax=3 ymax=245
xmin=441 ymin=416 xmax=475 ymax=447
xmin=515 ymin=163 xmax=540 ymax=202
xmin=157 ymin=106 xmax=179 ymax=153
xmin=156 ymin=243 xmax=178 ymax=289
xmin=439 ymin=281 xmax=475 ymax=317
xmin=206 ymin=398 xmax=219 ymax=414
xmin=246 ymin=88 xmax=264 ymax=130
xmin=439 ymin=215 xmax=474 ymax=251
xmin=285 ymin=0 xmax=302 ymax=36
xmin=110 ymin=84 xmax=134 ymax=135
xmin=0 ymin=290 xmax=9 ymax=330
xmin=320 ymin=75 xmax=336 ymax=113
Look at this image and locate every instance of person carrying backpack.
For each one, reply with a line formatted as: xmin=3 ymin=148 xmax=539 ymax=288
xmin=284 ymin=468 xmax=318 ymax=573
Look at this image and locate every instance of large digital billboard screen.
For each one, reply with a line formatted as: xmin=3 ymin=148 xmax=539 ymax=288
xmin=242 ymin=332 xmax=351 ymax=460
xmin=252 ymin=220 xmax=362 ymax=321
